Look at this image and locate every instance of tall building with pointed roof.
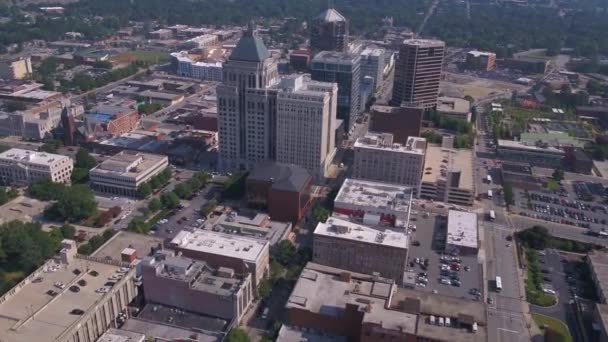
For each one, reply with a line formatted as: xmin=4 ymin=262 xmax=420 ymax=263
xmin=310 ymin=5 xmax=349 ymax=54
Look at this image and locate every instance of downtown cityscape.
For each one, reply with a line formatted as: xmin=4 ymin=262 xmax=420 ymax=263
xmin=0 ymin=0 xmax=605 ymax=341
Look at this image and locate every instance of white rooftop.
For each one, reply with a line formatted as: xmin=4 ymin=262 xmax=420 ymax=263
xmin=170 ymin=229 xmax=268 ymax=262
xmin=354 ymin=133 xmax=426 ymax=155
xmin=0 ymin=148 xmax=71 ymax=166
xmin=360 ymin=47 xmax=385 ymax=57
xmin=314 ymin=217 xmax=409 ymax=249
xmin=467 ymin=50 xmax=495 ymax=57
xmin=446 ymin=210 xmax=478 ymax=250
xmin=497 ymin=139 xmax=564 ymax=154
xmin=335 ymin=178 xmax=413 ymax=214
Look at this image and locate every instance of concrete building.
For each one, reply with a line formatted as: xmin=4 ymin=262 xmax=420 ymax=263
xmin=353 ymin=133 xmax=426 ymax=195
xmin=205 ymin=211 xmax=292 ymax=246
xmin=333 ymin=178 xmax=413 ymax=228
xmin=314 ymin=216 xmax=409 ymax=283
xmin=98 ymin=329 xmax=145 ymax=342
xmin=0 ymin=56 xmax=33 ymax=79
xmin=0 ymin=148 xmax=73 ymax=185
xmin=169 ymin=229 xmax=270 ymax=287
xmin=421 ymin=145 xmax=475 ymax=206
xmin=587 ymin=251 xmax=608 ymax=304
xmin=311 ymin=50 xmax=361 ymax=131
xmin=217 ymin=23 xmax=279 ymax=171
xmin=437 ymin=96 xmax=471 ymax=122
xmin=496 ymin=139 xmax=565 ymax=168
xmin=286 ymin=263 xmax=486 ymax=342
xmin=369 ymin=104 xmax=423 ymax=144
xmin=171 ymin=51 xmax=223 ymax=81
xmin=391 ymin=39 xmax=445 ymax=109
xmin=141 ymin=251 xmax=254 ymax=325
xmin=310 ymin=6 xmax=349 ymax=54
xmin=360 ymin=47 xmax=386 ymax=90
xmin=139 ymin=90 xmax=185 ymax=106
xmin=148 ymin=28 xmax=173 ymax=40
xmin=446 ymin=210 xmax=478 ymax=255
xmin=499 ymin=56 xmax=550 ymax=74
xmin=465 ymin=51 xmax=496 ymax=71
xmin=0 ymin=81 xmax=63 ymax=103
xmin=247 ymin=161 xmax=313 ymax=223
xmin=89 ymin=151 xmax=168 ymax=197
xmin=0 ymin=240 xmax=138 ymax=342
xmin=275 ymin=75 xmax=337 ymax=180
xmin=180 ymin=34 xmax=218 ymax=49
xmin=0 ymin=102 xmax=82 ymax=140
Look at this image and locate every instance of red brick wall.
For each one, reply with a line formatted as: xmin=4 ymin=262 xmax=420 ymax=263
xmin=287 ymin=303 xmax=363 ymax=340
xmin=108 ymin=111 xmax=139 ymax=135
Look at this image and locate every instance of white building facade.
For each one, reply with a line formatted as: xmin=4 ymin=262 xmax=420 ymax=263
xmin=0 ymin=148 xmax=73 ymax=185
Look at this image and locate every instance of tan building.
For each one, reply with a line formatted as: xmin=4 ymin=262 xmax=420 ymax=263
xmin=0 ymin=56 xmax=33 ymax=79
xmin=0 ymin=148 xmax=73 ymax=185
xmin=446 ymin=210 xmax=478 ymax=255
xmin=89 ymin=151 xmax=168 ymax=197
xmin=421 ymin=144 xmax=475 ymax=206
xmin=437 ymin=96 xmax=472 ymax=122
xmin=169 ymin=229 xmax=270 ymax=287
xmin=391 ymin=39 xmax=445 ymax=109
xmin=465 ymin=50 xmax=496 ymax=71
xmin=0 ymin=240 xmax=138 ymax=342
xmin=353 ymin=133 xmax=426 ymax=195
xmin=313 ymin=217 xmax=409 ymax=283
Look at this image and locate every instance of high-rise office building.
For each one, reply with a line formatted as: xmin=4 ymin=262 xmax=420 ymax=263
xmin=275 ymin=75 xmax=337 ymax=180
xmin=310 ymin=51 xmax=361 ymax=132
xmin=391 ymin=39 xmax=445 ymax=109
xmin=217 ymin=23 xmax=279 ymax=171
xmin=310 ymin=6 xmax=348 ymax=54
xmin=360 ymin=47 xmax=386 ymax=91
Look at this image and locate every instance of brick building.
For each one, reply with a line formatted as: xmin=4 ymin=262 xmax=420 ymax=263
xmin=85 ymin=105 xmax=140 ymax=137
xmin=369 ymin=104 xmax=422 ymax=144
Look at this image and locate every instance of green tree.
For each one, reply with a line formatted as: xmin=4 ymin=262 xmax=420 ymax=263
xmin=138 ymin=183 xmax=152 ymax=198
xmin=75 ymin=148 xmax=97 ymax=169
xmin=552 ymin=168 xmax=564 ymax=182
xmin=71 ymin=167 xmax=90 ymax=184
xmin=226 ymin=328 xmax=250 ymax=342
xmin=312 ymin=207 xmax=330 ymax=223
xmin=160 ymin=192 xmax=180 ymax=209
xmin=274 ymin=240 xmax=296 ymax=266
xmin=503 ymin=182 xmax=515 ymax=207
xmin=39 ymin=140 xmax=63 ymax=153
xmin=44 ymin=185 xmax=97 ymax=222
xmin=148 ymin=198 xmax=162 ymax=212
xmin=257 ymin=278 xmax=271 ymax=299
xmin=60 ymin=224 xmax=76 ymax=239
xmin=516 ymin=226 xmax=550 ymax=250
xmin=6 ymin=188 xmax=18 ymax=199
xmin=173 ymin=183 xmax=192 ymax=199
xmin=200 ymin=199 xmax=218 ymax=217
xmin=28 ymin=179 xmax=65 ymax=201
xmin=127 ymin=218 xmax=148 ymax=234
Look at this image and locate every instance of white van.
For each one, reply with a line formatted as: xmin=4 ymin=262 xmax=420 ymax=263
xmin=445 ymin=317 xmax=451 ymax=327
xmin=429 ymin=315 xmax=436 ymax=325
xmin=472 ymin=322 xmax=478 ymax=333
xmin=438 ymin=317 xmax=444 ymax=326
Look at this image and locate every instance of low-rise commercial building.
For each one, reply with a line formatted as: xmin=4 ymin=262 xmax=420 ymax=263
xmin=313 ymin=217 xmax=409 ymax=283
xmin=0 ymin=148 xmax=73 ymax=185
xmin=587 ymin=251 xmax=608 ymax=304
xmin=497 ymin=139 xmax=565 ymax=168
xmin=0 ymin=240 xmax=138 ymax=342
xmin=465 ymin=50 xmax=496 ymax=71
xmin=139 ymin=90 xmax=185 ymax=106
xmin=353 ymin=133 xmax=426 ymax=195
xmin=205 ymin=211 xmax=292 ymax=246
xmin=98 ymin=328 xmax=145 ymax=342
xmin=499 ymin=56 xmax=550 ymax=74
xmin=85 ymin=105 xmax=140 ymax=138
xmin=170 ymin=229 xmax=270 ymax=287
xmin=141 ymin=251 xmax=254 ymax=325
xmin=246 ymin=161 xmax=313 ymax=223
xmin=446 ymin=210 xmax=478 ymax=255
xmin=437 ymin=96 xmax=471 ymax=122
xmin=171 ymin=51 xmax=223 ymax=81
xmin=421 ymin=145 xmax=474 ymax=206
xmin=0 ymin=56 xmax=33 ymax=79
xmin=333 ymin=178 xmax=412 ymax=228
xmin=89 ymin=151 xmax=168 ymax=197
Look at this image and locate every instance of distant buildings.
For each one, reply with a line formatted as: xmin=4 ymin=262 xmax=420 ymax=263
xmin=139 ymin=90 xmax=185 ymax=106
xmin=311 ymin=50 xmax=361 ymax=131
xmin=333 ymin=178 xmax=413 ymax=229
xmin=89 ymin=151 xmax=168 ymax=197
xmin=170 ymin=229 xmax=270 ymax=287
xmin=436 ymin=96 xmax=472 ymax=122
xmin=85 ymin=105 xmax=140 ymax=138
xmin=499 ymin=56 xmax=550 ymax=74
xmin=360 ymin=47 xmax=386 ymax=90
xmin=310 ymin=6 xmax=349 ymax=54
xmin=446 ymin=210 xmax=478 ymax=255
xmin=0 ymin=148 xmax=73 ymax=185
xmin=289 ymin=49 xmax=310 ymax=71
xmin=353 ymin=133 xmax=426 ymax=194
xmin=391 ymin=39 xmax=445 ymax=109
xmin=496 ymin=139 xmax=565 ymax=168
xmin=247 ymin=162 xmax=313 ymax=223
xmin=0 ymin=56 xmax=32 ymax=80
xmin=0 ymin=81 xmax=63 ymax=103
xmin=313 ymin=216 xmax=409 ymax=283
xmin=369 ymin=104 xmax=423 ymax=144
xmin=421 ymin=144 xmax=474 ymax=206
xmin=171 ymin=51 xmax=223 ymax=81
xmin=0 ymin=101 xmax=82 ymax=140
xmin=465 ymin=50 xmax=496 ymax=71
xmin=148 ymin=28 xmax=173 ymax=40
xmin=141 ymin=251 xmax=254 ymax=325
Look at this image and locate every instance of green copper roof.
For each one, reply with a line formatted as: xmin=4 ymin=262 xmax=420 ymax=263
xmin=230 ymin=25 xmax=269 ymax=62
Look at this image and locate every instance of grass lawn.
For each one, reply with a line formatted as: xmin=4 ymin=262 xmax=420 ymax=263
xmin=532 ymin=313 xmax=573 ymax=342
xmin=546 ymin=179 xmax=560 ymax=191
xmin=111 ymin=50 xmax=170 ymax=64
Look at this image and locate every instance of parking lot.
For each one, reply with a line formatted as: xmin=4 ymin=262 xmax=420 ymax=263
xmin=513 ymin=187 xmax=608 ymax=231
xmin=407 ymin=212 xmax=483 ymax=301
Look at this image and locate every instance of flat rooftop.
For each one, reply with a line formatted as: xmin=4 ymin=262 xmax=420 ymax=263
xmin=497 ymin=139 xmax=564 ymax=154
xmin=447 ymin=210 xmax=478 ymax=250
xmin=403 ymin=38 xmax=445 ymax=47
xmin=360 ymin=47 xmax=384 ymax=57
xmin=467 ymin=50 xmax=495 ymax=57
xmin=312 ymin=50 xmax=359 ymax=65
xmin=0 ymin=257 xmax=129 ymax=342
xmin=90 ymin=151 xmax=167 ymax=178
xmin=277 ymin=325 xmax=346 ymax=342
xmin=422 ymin=145 xmax=474 ymax=190
xmin=170 ymin=229 xmax=268 ymax=262
xmin=286 ymin=263 xmax=417 ymax=335
xmin=91 ymin=231 xmax=164 ymax=262
xmin=437 ymin=96 xmax=470 ymax=114
xmin=354 ymin=133 xmax=426 ymax=155
xmin=97 ymin=328 xmax=145 ymax=342
xmin=0 ymin=148 xmax=71 ymax=166
xmin=315 ymin=217 xmax=409 ymax=249
xmin=335 ymin=178 xmax=413 ymax=215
